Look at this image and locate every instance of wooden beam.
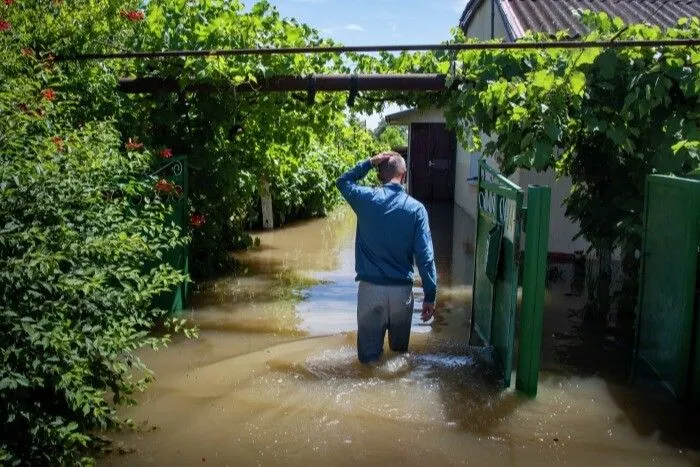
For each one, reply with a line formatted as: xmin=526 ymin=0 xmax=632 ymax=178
xmin=118 ymin=74 xmax=449 ymax=94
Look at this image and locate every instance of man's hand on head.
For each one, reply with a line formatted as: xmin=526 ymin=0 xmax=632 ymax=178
xmin=370 ymin=152 xmax=392 ymax=167
xmin=421 ymin=302 xmax=435 ymax=322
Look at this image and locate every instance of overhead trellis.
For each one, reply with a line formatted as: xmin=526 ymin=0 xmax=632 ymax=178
xmin=118 ymin=74 xmax=449 ymax=95
xmin=63 ymin=38 xmax=700 ymax=96
xmin=57 ymin=38 xmax=700 ymax=61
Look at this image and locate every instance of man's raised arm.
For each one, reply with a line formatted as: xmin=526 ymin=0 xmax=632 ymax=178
xmin=336 ymin=153 xmax=391 ymax=209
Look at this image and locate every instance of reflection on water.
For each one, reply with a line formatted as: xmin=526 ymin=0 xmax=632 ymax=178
xmin=102 ymin=204 xmax=699 ymax=466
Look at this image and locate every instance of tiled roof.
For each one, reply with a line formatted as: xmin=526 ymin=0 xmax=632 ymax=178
xmin=462 ymin=0 xmax=700 ymax=39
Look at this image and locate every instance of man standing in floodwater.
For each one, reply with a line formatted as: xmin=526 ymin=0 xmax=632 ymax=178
xmin=336 ymin=151 xmax=438 ymax=364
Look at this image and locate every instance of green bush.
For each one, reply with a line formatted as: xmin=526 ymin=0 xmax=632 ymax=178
xmin=124 ymin=1 xmax=391 ymax=277
xmin=0 ymin=3 xmax=190 ymax=464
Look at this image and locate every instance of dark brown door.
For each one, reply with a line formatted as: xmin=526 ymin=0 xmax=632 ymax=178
xmin=409 ymin=123 xmax=456 ymax=202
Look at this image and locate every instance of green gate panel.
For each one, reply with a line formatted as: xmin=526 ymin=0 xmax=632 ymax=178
xmin=515 ymin=186 xmax=551 ymax=397
xmin=472 ymin=214 xmax=498 ymax=344
xmin=470 ymin=160 xmax=524 ymax=388
xmin=635 ymin=175 xmax=700 ymax=402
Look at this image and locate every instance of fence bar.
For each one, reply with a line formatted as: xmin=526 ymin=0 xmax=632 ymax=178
xmin=515 ymin=185 xmax=551 ymax=397
xmin=57 ymin=39 xmax=700 ymax=62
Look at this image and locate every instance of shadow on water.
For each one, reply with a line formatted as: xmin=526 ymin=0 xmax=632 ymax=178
xmin=538 ymin=254 xmax=700 ymax=452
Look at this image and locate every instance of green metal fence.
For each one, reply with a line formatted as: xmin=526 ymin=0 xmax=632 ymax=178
xmin=634 ymin=174 xmax=700 ymax=406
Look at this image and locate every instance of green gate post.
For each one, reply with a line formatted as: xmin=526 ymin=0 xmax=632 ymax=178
xmin=515 ymin=186 xmax=551 ymax=397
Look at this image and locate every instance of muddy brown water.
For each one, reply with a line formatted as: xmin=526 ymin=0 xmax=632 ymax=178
xmin=102 ymin=204 xmax=699 ymax=466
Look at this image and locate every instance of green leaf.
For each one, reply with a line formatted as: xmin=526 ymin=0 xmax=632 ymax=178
xmin=532 ymin=70 xmax=555 ymax=89
xmin=569 ymin=71 xmax=586 ymax=95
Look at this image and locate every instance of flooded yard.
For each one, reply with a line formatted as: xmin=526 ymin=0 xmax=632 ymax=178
xmin=103 ymin=204 xmax=699 ymax=466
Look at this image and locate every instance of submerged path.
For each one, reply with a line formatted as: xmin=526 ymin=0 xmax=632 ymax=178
xmin=103 ymin=205 xmax=698 ymax=466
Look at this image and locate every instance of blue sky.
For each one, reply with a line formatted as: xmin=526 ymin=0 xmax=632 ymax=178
xmin=260 ymin=0 xmax=467 ymax=46
xmin=246 ymin=0 xmax=469 ymax=128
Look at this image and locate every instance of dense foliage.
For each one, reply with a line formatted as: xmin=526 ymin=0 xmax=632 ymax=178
xmin=443 ymin=12 xmax=700 ymax=317
xmin=118 ymin=0 xmax=393 ymax=276
xmin=0 ymin=1 xmax=190 ymax=464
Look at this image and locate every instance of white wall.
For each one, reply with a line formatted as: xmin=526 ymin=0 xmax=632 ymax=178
xmin=389 ymin=108 xmax=445 ymax=125
xmin=454 ymin=142 xmax=477 ymax=218
xmin=519 ymin=169 xmax=590 ymax=255
xmin=455 ymin=133 xmax=517 ymax=219
xmin=463 ymin=0 xmax=509 ymax=40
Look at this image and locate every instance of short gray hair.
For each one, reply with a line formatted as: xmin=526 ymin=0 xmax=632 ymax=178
xmin=378 ymin=152 xmax=406 ymax=183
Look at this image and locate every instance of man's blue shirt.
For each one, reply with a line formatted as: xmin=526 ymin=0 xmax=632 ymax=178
xmin=336 ymin=160 xmax=437 ymax=304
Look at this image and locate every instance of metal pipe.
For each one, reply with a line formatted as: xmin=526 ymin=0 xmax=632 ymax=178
xmin=118 ymin=74 xmax=449 ymax=94
xmin=58 ymin=39 xmax=700 ymax=62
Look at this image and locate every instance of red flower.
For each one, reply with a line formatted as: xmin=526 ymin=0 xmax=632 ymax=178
xmin=155 ymin=179 xmax=175 ymax=194
xmin=4 ymin=0 xmax=15 ymax=6
xmin=190 ymin=214 xmax=206 ymax=228
xmin=41 ymin=89 xmax=56 ymax=101
xmin=52 ymin=136 xmax=64 ymax=151
xmin=120 ymin=9 xmax=145 ymax=21
xmin=124 ymin=137 xmax=144 ymax=151
xmin=0 ymin=20 xmax=10 ymax=32
xmin=159 ymin=148 xmax=173 ymax=159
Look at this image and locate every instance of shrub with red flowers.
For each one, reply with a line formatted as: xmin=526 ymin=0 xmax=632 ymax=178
xmin=52 ymin=136 xmax=64 ymax=151
xmin=190 ymin=213 xmax=206 ymax=228
xmin=120 ymin=9 xmax=145 ymax=22
xmin=154 ymin=178 xmax=176 ymax=194
xmin=0 ymin=2 xmax=192 ymax=465
xmin=159 ymin=147 xmax=173 ymax=158
xmin=124 ymin=137 xmax=144 ymax=151
xmin=40 ymin=88 xmax=56 ymax=101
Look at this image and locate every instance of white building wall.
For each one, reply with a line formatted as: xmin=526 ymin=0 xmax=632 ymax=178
xmin=454 ymin=143 xmax=476 ymax=217
xmin=519 ymin=169 xmax=590 ymax=255
xmin=463 ymin=0 xmax=509 ymax=40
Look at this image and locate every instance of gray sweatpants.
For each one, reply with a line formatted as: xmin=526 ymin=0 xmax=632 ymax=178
xmin=356 ymin=281 xmax=414 ymax=363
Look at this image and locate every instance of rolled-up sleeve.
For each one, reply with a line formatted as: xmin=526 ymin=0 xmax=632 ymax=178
xmin=413 ymin=206 xmax=437 ymax=304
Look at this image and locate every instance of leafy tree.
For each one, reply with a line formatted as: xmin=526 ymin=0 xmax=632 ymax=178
xmin=127 ymin=0 xmax=388 ymax=276
xmin=374 ymin=120 xmax=408 ymax=149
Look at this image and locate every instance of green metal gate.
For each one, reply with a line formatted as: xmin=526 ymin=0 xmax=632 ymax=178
xmin=469 ymin=160 xmax=551 ymax=394
xmin=635 ymin=175 xmax=700 ymax=403
xmin=470 ymin=160 xmax=524 ymax=387
xmin=153 ymin=155 xmax=189 ymax=314
xmin=635 ymin=175 xmax=700 ymax=405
